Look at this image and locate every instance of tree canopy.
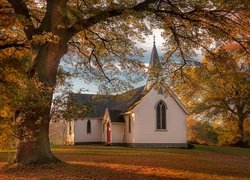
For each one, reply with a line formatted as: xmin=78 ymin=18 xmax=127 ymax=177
xmin=174 ymin=43 xmax=250 ymax=145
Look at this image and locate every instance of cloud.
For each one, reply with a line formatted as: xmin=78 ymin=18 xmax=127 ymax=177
xmin=137 ymin=29 xmax=165 ymax=51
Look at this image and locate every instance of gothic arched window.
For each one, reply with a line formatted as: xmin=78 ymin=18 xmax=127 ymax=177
xmin=87 ymin=119 xmax=91 ymax=134
xmin=156 ymin=100 xmax=167 ymax=130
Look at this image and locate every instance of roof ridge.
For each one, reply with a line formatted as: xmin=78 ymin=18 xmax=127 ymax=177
xmin=72 ymin=85 xmax=145 ymax=96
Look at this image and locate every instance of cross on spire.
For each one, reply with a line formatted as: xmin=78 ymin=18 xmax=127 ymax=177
xmin=153 ymin=35 xmax=155 ymax=44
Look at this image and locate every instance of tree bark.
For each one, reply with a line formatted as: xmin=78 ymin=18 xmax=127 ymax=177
xmin=13 ymin=108 xmax=60 ymax=164
xmin=12 ymin=42 xmax=67 ymax=164
xmin=233 ymin=104 xmax=247 ymax=147
xmin=235 ymin=115 xmax=245 ymax=146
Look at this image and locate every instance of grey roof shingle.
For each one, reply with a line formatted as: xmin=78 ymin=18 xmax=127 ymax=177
xmin=72 ymin=86 xmax=145 ymax=122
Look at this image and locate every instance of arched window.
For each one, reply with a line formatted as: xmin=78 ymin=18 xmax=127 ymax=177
xmin=87 ymin=120 xmax=91 ymax=134
xmin=156 ymin=100 xmax=167 ymax=130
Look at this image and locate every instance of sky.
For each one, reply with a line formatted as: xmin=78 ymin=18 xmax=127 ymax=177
xmin=71 ymin=29 xmax=165 ymax=94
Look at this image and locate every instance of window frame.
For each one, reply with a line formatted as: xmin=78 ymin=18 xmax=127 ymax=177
xmin=155 ymin=100 xmax=167 ymax=130
xmin=87 ymin=119 xmax=91 ymax=134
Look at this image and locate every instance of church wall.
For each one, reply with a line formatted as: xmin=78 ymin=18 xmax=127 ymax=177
xmin=124 ymin=115 xmax=135 ymax=143
xmin=133 ymin=88 xmax=187 ymax=146
xmin=74 ymin=118 xmax=102 ymax=143
xmin=111 ymin=122 xmax=125 ymax=143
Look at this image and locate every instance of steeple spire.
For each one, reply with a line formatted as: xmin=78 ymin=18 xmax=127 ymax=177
xmin=149 ymin=35 xmax=160 ymax=68
xmin=145 ymin=36 xmax=160 ymax=90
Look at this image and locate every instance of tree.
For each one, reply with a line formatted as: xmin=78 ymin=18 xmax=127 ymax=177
xmin=174 ymin=44 xmax=250 ymax=146
xmin=0 ymin=0 xmax=249 ymax=164
xmin=187 ymin=117 xmax=218 ymax=145
xmin=214 ymin=120 xmax=240 ymax=145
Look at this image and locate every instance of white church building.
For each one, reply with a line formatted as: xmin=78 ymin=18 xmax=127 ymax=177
xmin=66 ymin=41 xmax=188 ymax=147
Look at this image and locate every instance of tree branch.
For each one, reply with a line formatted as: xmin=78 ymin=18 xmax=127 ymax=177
xmin=69 ymin=0 xmax=156 ymax=35
xmin=7 ymin=0 xmax=36 ymax=40
xmin=0 ymin=42 xmax=28 ymax=50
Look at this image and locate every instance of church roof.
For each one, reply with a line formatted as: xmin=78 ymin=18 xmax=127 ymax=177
xmin=71 ymin=84 xmax=188 ymax=122
xmin=108 ymin=110 xmax=124 ymax=122
xmin=72 ymin=86 xmax=145 ymax=122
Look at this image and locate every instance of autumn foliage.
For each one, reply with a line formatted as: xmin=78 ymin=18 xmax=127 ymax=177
xmin=174 ymin=44 xmax=250 ymax=146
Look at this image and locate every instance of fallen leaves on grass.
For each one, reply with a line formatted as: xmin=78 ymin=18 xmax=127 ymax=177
xmin=0 ymin=161 xmax=248 ymax=180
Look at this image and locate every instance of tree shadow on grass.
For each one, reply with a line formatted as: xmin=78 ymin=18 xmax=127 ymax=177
xmin=56 ymin=153 xmax=250 ymax=179
xmin=0 ymin=161 xmax=248 ymax=180
xmin=0 ymin=161 xmax=180 ymax=180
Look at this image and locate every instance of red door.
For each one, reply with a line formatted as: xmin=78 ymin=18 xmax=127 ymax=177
xmin=107 ymin=122 xmax=111 ymax=145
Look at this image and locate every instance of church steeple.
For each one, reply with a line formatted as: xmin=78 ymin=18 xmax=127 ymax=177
xmin=149 ymin=35 xmax=160 ymax=67
xmin=145 ymin=36 xmax=160 ymax=90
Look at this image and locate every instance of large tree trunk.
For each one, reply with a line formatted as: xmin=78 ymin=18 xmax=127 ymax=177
xmin=7 ymin=0 xmax=72 ymax=165
xmin=12 ymin=42 xmax=67 ymax=164
xmin=13 ymin=101 xmax=59 ymax=164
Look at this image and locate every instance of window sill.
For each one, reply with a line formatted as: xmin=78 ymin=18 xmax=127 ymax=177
xmin=155 ymin=129 xmax=167 ymax=132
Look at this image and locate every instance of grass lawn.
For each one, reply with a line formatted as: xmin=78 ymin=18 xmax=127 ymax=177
xmin=0 ymin=145 xmax=250 ymax=179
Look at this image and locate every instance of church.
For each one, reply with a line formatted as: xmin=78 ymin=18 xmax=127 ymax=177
xmin=66 ymin=41 xmax=188 ymax=147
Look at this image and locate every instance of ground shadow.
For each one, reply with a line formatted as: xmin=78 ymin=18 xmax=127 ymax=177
xmin=0 ymin=162 xmax=182 ymax=180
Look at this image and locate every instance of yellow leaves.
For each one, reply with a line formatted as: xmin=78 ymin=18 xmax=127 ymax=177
xmin=215 ymin=120 xmax=239 ymax=145
xmin=0 ymin=106 xmax=11 ymax=119
xmin=174 ymin=43 xmax=249 ymax=133
xmin=32 ymin=32 xmax=60 ymax=45
xmin=57 ymin=24 xmax=66 ymax=29
xmin=0 ymin=120 xmax=16 ymax=149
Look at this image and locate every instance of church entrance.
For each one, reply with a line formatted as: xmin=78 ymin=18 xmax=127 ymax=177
xmin=107 ymin=122 xmax=111 ymax=145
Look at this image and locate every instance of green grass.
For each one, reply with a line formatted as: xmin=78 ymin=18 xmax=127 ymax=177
xmin=195 ymin=145 xmax=250 ymax=157
xmin=0 ymin=145 xmax=250 ymax=179
xmin=51 ymin=144 xmax=250 ymax=158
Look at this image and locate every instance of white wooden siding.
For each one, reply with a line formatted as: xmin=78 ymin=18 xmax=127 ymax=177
xmin=74 ymin=118 xmax=102 ymax=142
xmin=125 ymin=115 xmax=135 ymax=143
xmin=133 ymin=88 xmax=187 ymax=144
xmin=111 ymin=122 xmax=125 ymax=143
